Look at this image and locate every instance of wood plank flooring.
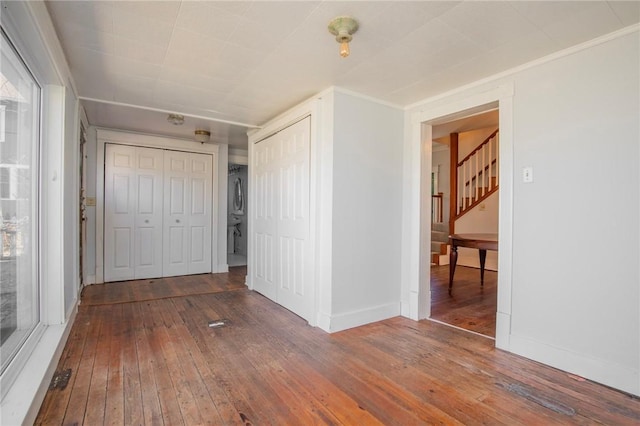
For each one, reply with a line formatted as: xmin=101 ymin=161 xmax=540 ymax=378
xmin=36 ymin=267 xmax=640 ymax=425
xmin=430 ymin=265 xmax=497 ymax=337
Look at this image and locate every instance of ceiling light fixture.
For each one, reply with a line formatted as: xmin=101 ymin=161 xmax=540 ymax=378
xmin=167 ymin=113 xmax=185 ymax=125
xmin=194 ymin=129 xmax=211 ymax=143
xmin=328 ymin=16 xmax=359 ymax=58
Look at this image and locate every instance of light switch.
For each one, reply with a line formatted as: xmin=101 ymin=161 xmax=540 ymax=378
xmin=522 ymin=166 xmax=534 ymax=183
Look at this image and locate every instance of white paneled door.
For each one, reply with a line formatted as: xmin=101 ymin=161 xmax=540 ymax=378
xmin=104 ymin=145 xmax=212 ymax=282
xmin=163 ymin=150 xmax=213 ymax=277
xmin=104 ymin=144 xmax=164 ymax=281
xmin=253 ymin=117 xmax=312 ymax=322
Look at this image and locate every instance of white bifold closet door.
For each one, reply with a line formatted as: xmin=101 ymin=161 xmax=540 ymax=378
xmin=253 ymin=116 xmax=312 ymax=322
xmin=104 ymin=144 xmax=164 ymax=281
xmin=104 ymin=144 xmax=212 ymax=282
xmin=163 ymin=150 xmax=213 ymax=277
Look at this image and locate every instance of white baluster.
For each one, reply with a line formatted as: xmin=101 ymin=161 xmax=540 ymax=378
xmin=495 ymin=133 xmax=499 ymax=186
xmin=488 ymin=137 xmax=493 ymax=189
xmin=474 ymin=151 xmax=479 ymax=202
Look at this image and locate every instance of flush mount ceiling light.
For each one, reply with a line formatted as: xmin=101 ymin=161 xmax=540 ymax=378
xmin=328 ymin=16 xmax=359 ymax=58
xmin=194 ymin=129 xmax=211 ymax=143
xmin=167 ymin=113 xmax=185 ymax=125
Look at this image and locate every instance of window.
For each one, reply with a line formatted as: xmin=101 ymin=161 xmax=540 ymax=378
xmin=0 ymin=28 xmax=41 ymax=375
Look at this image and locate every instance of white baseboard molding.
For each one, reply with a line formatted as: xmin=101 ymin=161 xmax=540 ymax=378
xmin=217 ymin=264 xmax=229 ymax=273
xmin=1 ymin=303 xmax=78 ymax=425
xmin=83 ymin=274 xmax=96 ymax=285
xmin=323 ymin=302 xmax=401 ymax=333
xmin=509 ymin=333 xmax=639 ymax=397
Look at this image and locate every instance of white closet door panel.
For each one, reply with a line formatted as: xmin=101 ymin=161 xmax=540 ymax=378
xmin=188 ymin=153 xmax=212 ymax=274
xmin=164 ymin=151 xmax=190 ymax=277
xmin=252 ymin=136 xmax=278 ymax=300
xmin=105 ymin=144 xmax=164 ymax=281
xmin=133 ymin=147 xmax=163 ymax=279
xmin=105 ymin=144 xmax=136 ymax=281
xmin=276 ymin=117 xmax=312 ymax=321
xmin=113 ymin=228 xmax=132 ymax=268
xmin=163 ymin=150 xmax=212 ymax=276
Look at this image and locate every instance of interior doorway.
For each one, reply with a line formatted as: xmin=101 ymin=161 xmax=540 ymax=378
xmin=426 ymin=107 xmax=500 ymax=338
xmin=227 ymin=163 xmax=247 ymax=267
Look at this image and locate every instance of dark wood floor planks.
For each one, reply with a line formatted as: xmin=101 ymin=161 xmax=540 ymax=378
xmin=431 ymin=264 xmax=497 ymax=337
xmin=36 ymin=266 xmax=640 ymax=425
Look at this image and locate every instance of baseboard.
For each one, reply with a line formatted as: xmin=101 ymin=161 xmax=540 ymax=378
xmin=509 ymin=333 xmax=639 ymax=397
xmin=1 ymin=302 xmax=78 ymax=425
xmin=323 ymin=302 xmax=401 ymax=333
xmin=217 ymin=264 xmax=230 ymax=273
xmin=84 ymin=274 xmax=96 ymax=285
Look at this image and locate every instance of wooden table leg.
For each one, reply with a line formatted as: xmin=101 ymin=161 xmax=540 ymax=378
xmin=449 ymin=245 xmax=458 ymax=295
xmin=479 ymin=249 xmax=487 ymax=286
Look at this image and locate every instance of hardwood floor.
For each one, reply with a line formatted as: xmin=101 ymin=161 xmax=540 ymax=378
xmin=36 ymin=267 xmax=640 ymax=425
xmin=430 ymin=264 xmax=497 ymax=337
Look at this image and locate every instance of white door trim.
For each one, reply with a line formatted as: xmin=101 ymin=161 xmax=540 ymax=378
xmin=95 ymin=129 xmax=219 ymax=284
xmin=406 ymin=83 xmax=514 ymax=350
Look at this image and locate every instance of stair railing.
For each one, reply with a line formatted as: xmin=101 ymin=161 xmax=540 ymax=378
xmin=456 ymin=129 xmax=499 ymax=218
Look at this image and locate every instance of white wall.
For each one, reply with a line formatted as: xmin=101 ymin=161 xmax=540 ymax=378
xmin=330 ymin=91 xmax=404 ymax=329
xmin=406 ymin=27 xmax=640 ymax=395
xmin=508 ymin=30 xmax=639 ymax=395
xmin=458 ymin=126 xmax=497 ymax=160
xmin=432 ymin=144 xmax=450 ymax=226
xmin=454 ymin=191 xmax=499 ymax=270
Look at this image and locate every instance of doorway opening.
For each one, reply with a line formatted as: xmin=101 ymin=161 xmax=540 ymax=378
xmin=428 ymin=109 xmax=499 ymax=338
xmin=227 ymin=164 xmax=247 ymax=267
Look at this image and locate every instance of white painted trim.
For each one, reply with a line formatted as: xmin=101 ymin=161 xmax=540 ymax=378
xmin=322 ymin=302 xmax=401 ymax=333
xmin=405 ymin=83 xmax=514 ymax=348
xmin=80 ymin=97 xmax=260 ymax=129
xmin=509 ymin=333 xmax=639 ymax=396
xmin=216 ymin=143 xmax=228 ymax=273
xmin=331 ymin=86 xmax=404 ymax=111
xmin=42 ymin=85 xmax=66 ymax=325
xmin=405 ymin=24 xmax=640 ymax=112
xmin=95 ymin=129 xmax=220 ymax=283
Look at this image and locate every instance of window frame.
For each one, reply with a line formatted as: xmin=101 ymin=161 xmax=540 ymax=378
xmin=0 ymin=25 xmax=43 ymax=396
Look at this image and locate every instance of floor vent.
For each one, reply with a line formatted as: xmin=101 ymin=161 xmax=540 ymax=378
xmin=208 ymin=319 xmax=229 ymax=328
xmin=49 ymin=369 xmax=72 ymax=391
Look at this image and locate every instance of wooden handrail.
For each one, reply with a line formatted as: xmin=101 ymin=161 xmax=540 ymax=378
xmin=457 ymin=128 xmax=499 ymax=167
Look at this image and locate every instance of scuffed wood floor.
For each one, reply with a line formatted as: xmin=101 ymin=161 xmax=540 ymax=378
xmin=431 ymin=264 xmax=497 ymax=337
xmin=36 ymin=267 xmax=640 ymax=424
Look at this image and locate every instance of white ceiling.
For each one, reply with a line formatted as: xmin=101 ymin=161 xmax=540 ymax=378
xmin=45 ymin=1 xmax=640 ymax=148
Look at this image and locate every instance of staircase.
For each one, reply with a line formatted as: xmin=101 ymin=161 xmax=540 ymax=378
xmin=431 ymin=222 xmax=449 ymax=265
xmin=454 ymin=129 xmax=499 ymax=220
